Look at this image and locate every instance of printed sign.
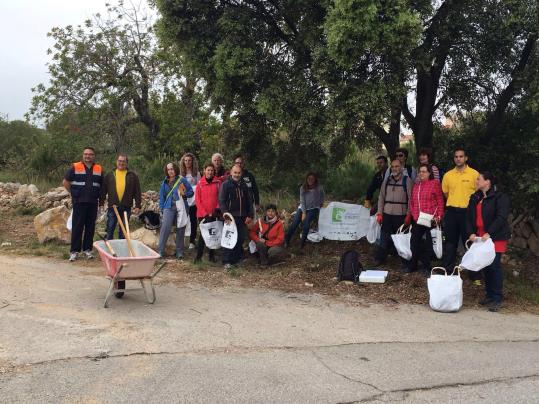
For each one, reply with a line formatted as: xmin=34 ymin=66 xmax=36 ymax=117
xmin=318 ymin=202 xmax=371 ymax=241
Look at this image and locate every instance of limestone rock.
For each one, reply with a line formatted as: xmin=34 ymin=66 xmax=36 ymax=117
xmin=130 ymin=227 xmax=175 ymax=256
xmin=34 ymin=205 xmax=71 ymax=244
xmin=531 ymin=219 xmax=539 ymax=239
xmin=528 ymin=233 xmax=539 ymax=257
xmin=520 ymin=222 xmax=533 ymax=239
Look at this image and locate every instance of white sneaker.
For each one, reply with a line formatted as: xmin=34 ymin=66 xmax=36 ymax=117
xmin=188 ymin=243 xmax=196 ymax=250
xmin=83 ymin=250 xmax=94 ymax=259
xmin=69 ymin=252 xmax=78 ymax=262
xmin=224 ymin=263 xmax=232 ymax=271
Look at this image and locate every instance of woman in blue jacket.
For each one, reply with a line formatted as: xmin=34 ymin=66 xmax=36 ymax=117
xmin=158 ymin=162 xmax=194 ymax=259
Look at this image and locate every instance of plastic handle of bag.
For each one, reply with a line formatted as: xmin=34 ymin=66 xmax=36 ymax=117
xmin=223 ymin=212 xmax=235 ymax=224
xmin=397 ymin=224 xmax=411 ymax=234
xmin=465 ymin=239 xmax=473 ymax=250
xmin=450 ymin=266 xmax=462 ymax=276
xmin=431 ymin=266 xmax=448 ymax=276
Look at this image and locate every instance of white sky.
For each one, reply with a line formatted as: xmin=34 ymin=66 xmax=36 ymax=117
xmin=0 ymin=0 xmax=113 ymax=120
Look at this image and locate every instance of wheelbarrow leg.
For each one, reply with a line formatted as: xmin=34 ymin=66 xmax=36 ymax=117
xmin=104 ymin=265 xmax=124 ymax=308
xmin=140 ymin=279 xmax=156 ymax=304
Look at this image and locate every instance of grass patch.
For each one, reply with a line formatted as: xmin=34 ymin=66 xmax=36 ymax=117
xmin=506 ymin=274 xmax=539 ymax=305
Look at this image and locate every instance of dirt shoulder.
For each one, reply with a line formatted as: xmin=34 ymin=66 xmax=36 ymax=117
xmin=1 ymin=209 xmax=538 ymax=314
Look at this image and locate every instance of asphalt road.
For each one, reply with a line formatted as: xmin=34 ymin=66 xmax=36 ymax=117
xmin=1 ymin=254 xmax=538 ymax=403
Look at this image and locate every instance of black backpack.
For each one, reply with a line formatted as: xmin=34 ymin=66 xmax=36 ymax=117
xmin=337 ymin=250 xmax=363 ymax=282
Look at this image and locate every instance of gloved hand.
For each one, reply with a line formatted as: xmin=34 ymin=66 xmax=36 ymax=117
xmin=376 ymin=213 xmax=383 ymax=224
xmin=404 ymin=213 xmax=412 ymax=226
xmin=363 ymin=200 xmax=372 ymax=209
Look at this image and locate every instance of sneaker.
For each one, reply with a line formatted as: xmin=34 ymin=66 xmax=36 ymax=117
xmin=69 ymin=252 xmax=78 ymax=262
xmin=176 ymin=254 xmax=184 ymax=261
xmin=473 ymin=279 xmax=482 ymax=287
xmin=488 ymin=301 xmax=503 ymax=312
xmin=83 ymin=250 xmax=94 ymax=259
xmin=188 ymin=243 xmax=196 ymax=250
xmin=224 ymin=263 xmax=232 ymax=272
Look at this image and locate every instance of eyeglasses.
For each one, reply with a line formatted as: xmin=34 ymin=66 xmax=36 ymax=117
xmin=395 ymin=153 xmax=405 ymax=157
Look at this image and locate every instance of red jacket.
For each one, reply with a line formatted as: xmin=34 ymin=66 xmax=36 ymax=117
xmin=195 ymin=176 xmax=221 ymax=218
xmin=409 ymin=179 xmax=444 ymax=221
xmin=249 ymin=218 xmax=285 ymax=247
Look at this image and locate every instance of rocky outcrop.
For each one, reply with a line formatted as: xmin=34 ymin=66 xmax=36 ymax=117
xmin=130 ymin=227 xmax=175 ymax=256
xmin=510 ymin=217 xmax=539 ymax=257
xmin=34 ymin=205 xmax=71 ymax=244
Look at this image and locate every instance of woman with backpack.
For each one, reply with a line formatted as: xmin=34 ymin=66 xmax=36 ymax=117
xmin=466 ymin=171 xmax=510 ymax=312
xmin=406 ymin=163 xmax=444 ymax=276
xmin=194 ymin=162 xmax=221 ymax=263
xmin=179 ymin=152 xmax=201 ymax=250
xmin=249 ymin=204 xmax=286 ymax=266
xmin=285 ymin=172 xmax=325 ymax=249
xmin=158 ymin=162 xmax=194 ymax=259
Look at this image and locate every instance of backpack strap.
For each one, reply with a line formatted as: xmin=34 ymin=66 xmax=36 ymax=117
xmin=384 ymin=176 xmax=408 ymax=204
xmin=165 ymin=177 xmax=182 ymax=202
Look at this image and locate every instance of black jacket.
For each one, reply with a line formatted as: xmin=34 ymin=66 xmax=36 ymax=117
xmin=219 ymin=178 xmax=253 ymax=218
xmin=466 ymin=187 xmax=511 ymax=241
xmin=366 ymin=170 xmax=385 ymax=201
xmin=241 ymin=169 xmax=260 ymax=205
xmin=100 ymin=169 xmax=142 ymax=209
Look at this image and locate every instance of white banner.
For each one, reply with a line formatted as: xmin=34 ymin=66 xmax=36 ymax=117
xmin=318 ymin=202 xmax=371 ymax=241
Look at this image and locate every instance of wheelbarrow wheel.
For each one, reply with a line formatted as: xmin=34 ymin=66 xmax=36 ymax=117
xmin=115 ymin=280 xmax=125 ymax=299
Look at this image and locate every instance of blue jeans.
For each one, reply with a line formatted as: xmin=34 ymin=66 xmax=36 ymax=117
xmin=285 ymin=208 xmax=319 ymax=244
xmin=106 ymin=206 xmax=131 ymax=240
xmin=484 ymin=253 xmax=503 ymax=303
xmin=158 ymin=205 xmax=186 ymax=257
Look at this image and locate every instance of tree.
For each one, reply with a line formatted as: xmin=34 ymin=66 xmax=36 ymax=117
xmin=29 ymin=1 xmax=163 ymax=145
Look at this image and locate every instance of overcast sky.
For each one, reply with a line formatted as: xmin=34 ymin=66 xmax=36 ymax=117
xmin=0 ymin=0 xmax=114 ymax=121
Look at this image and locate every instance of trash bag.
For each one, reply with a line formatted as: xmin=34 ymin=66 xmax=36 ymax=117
xmin=66 ymin=210 xmax=73 ymax=231
xmin=460 ymin=238 xmax=496 ymax=271
xmin=430 ymin=226 xmax=443 ymax=259
xmin=221 ymin=213 xmax=238 ymax=249
xmin=175 ymin=199 xmax=191 ymax=236
xmin=428 ymin=267 xmax=463 ymax=312
xmin=199 ymin=218 xmax=223 ymax=250
xmin=391 ymin=224 xmax=412 ymax=260
xmin=366 ymin=215 xmax=381 ymax=244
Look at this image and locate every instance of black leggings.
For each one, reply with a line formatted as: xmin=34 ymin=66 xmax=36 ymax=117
xmin=189 ymin=205 xmax=197 ymax=244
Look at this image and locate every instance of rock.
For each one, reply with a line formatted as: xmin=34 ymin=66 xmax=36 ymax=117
xmin=130 ymin=227 xmax=174 ymax=256
xmin=43 ymin=187 xmax=69 ymax=202
xmin=34 ymin=205 xmax=71 ymax=244
xmin=512 ymin=270 xmax=519 ymax=277
xmin=531 ymin=219 xmax=539 ymax=238
xmin=527 ymin=233 xmax=539 ymax=257
xmin=520 ymin=222 xmax=533 ymax=239
xmin=10 ymin=184 xmax=40 ymax=207
xmin=510 ymin=236 xmax=528 ymax=249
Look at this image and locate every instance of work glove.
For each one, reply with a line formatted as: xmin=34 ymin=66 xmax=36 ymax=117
xmin=404 ymin=213 xmax=412 ymax=226
xmin=376 ymin=213 xmax=383 ymax=224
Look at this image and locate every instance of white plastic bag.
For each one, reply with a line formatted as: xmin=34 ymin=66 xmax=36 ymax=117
xmin=66 ymin=210 xmax=73 ymax=231
xmin=175 ymin=199 xmax=191 ymax=236
xmin=199 ymin=218 xmax=223 ymax=250
xmin=366 ymin=216 xmax=381 ymax=244
xmin=460 ymin=238 xmax=496 ymax=271
xmin=187 ymin=185 xmax=196 ymax=207
xmin=428 ymin=267 xmax=463 ymax=312
xmin=221 ymin=213 xmax=238 ymax=249
xmin=301 ymin=230 xmax=323 ymax=243
xmin=248 ymin=240 xmax=257 ymax=253
xmin=391 ymin=224 xmax=412 ymax=260
xmin=431 ymin=226 xmax=443 ymax=259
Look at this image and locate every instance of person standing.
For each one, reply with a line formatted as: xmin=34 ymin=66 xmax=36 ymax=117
xmin=233 ymin=153 xmax=260 ymax=213
xmin=441 ymin=148 xmax=480 ymax=283
xmin=180 ymin=152 xmax=201 ymax=250
xmin=416 ymin=148 xmax=441 ymax=182
xmin=374 ymin=159 xmax=413 ymax=268
xmin=158 ymin=162 xmax=194 ymax=260
xmin=194 ymin=163 xmax=221 ymax=263
xmin=249 ymin=204 xmax=286 ymax=266
xmin=383 ymin=148 xmax=417 ymax=183
xmin=219 ymin=164 xmax=253 ymax=269
xmin=466 ymin=172 xmax=510 ymax=312
xmin=63 ymin=147 xmax=103 ymax=262
xmin=284 ymin=172 xmax=325 ymax=249
xmin=212 ymin=153 xmax=229 ymax=183
xmin=364 ymin=155 xmax=388 ymax=211
xmin=100 ymin=153 xmax=142 ymax=240
xmin=406 ymin=164 xmax=444 ymax=276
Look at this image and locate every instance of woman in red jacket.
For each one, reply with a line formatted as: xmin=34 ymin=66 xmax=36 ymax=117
xmin=406 ymin=164 xmax=445 ymax=276
xmin=249 ymin=204 xmax=286 ymax=266
xmin=194 ymin=163 xmax=221 ymax=263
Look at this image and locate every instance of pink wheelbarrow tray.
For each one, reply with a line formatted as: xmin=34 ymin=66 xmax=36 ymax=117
xmin=94 ymin=239 xmax=166 ymax=308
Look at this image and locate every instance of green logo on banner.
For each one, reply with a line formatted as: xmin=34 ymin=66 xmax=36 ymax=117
xmin=332 ymin=207 xmax=346 ymax=223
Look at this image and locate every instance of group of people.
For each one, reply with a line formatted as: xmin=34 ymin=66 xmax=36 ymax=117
xmin=63 ymin=144 xmax=510 ymax=312
xmin=365 ymin=147 xmax=510 ymax=312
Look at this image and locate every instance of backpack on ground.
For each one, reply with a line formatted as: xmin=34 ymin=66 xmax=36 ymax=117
xmin=337 ymin=250 xmax=363 ymax=282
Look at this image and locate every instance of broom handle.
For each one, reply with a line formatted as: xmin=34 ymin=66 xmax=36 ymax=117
xmin=123 ymin=210 xmax=136 ymax=257
xmin=112 ymin=205 xmax=135 ymax=257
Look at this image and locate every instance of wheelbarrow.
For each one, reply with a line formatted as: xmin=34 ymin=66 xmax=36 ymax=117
xmin=94 ymin=239 xmax=165 ymax=308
